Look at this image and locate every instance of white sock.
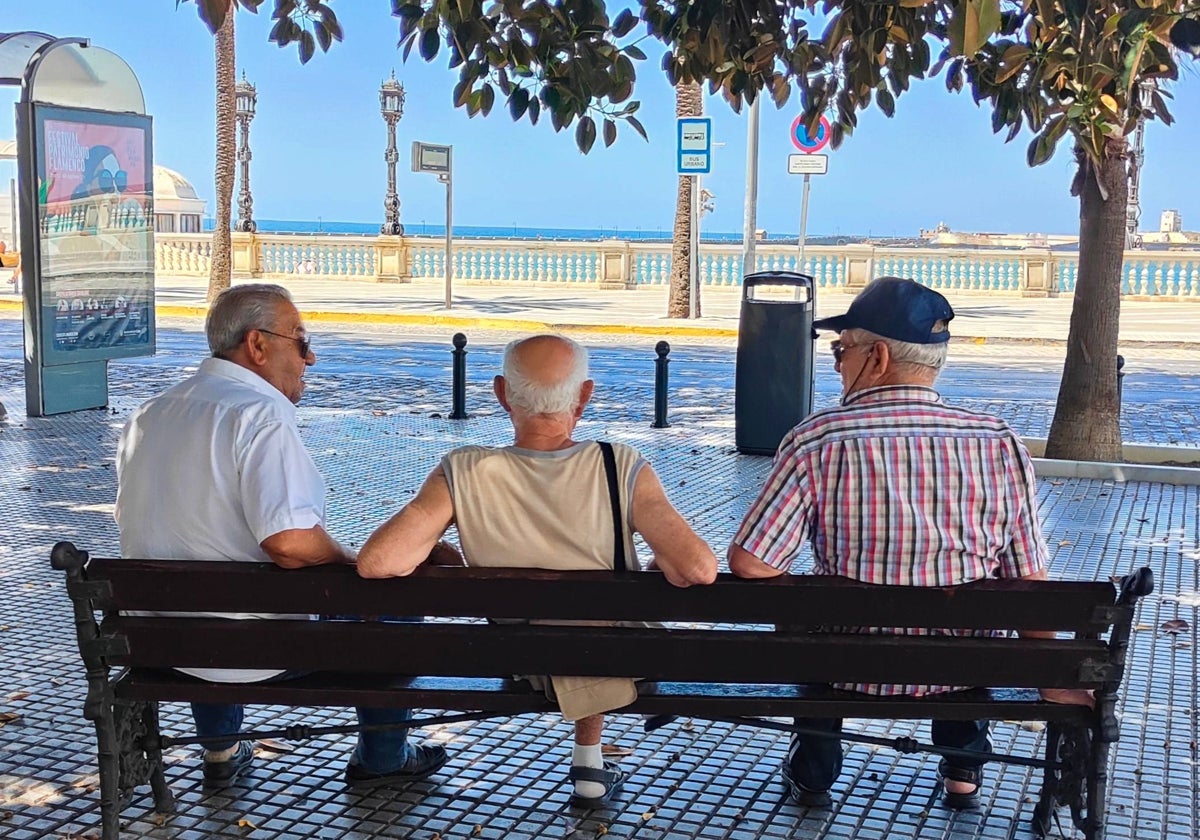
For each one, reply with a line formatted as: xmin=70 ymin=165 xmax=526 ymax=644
xmin=572 ymin=742 xmax=605 ymax=799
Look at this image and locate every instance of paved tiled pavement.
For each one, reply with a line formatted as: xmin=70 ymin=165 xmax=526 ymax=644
xmin=0 ymin=326 xmax=1197 ymax=840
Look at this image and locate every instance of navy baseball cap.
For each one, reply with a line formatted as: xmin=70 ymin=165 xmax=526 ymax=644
xmin=812 ymin=277 xmax=954 ymax=344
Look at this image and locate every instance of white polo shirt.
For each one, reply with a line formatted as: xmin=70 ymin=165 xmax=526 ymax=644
xmin=116 ymin=357 xmax=325 ymax=682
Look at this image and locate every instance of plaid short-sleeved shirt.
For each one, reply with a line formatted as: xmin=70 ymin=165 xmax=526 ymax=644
xmin=732 ymin=385 xmax=1049 ymax=696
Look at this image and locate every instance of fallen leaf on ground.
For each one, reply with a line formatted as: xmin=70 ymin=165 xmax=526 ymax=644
xmin=596 ymin=825 xmax=608 ymax=836
xmin=472 ymin=826 xmax=483 ymax=837
xmin=6 ymin=691 xmax=29 ymax=702
xmin=641 ymin=811 xmax=655 ymax=821
xmin=1161 ymin=619 xmax=1191 ymax=634
xmin=237 ymin=818 xmax=256 ymax=829
xmin=256 ymin=738 xmax=295 ymax=753
xmin=0 ymin=712 xmax=22 ymax=727
xmin=1134 ymin=624 xmax=1153 ymax=631
xmin=1058 ymin=540 xmax=1072 ymax=547
xmin=600 ymin=745 xmax=633 ymax=757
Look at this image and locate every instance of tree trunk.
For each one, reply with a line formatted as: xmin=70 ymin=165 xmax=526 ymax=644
xmin=668 ymin=82 xmax=702 ymax=318
xmin=1044 ymin=139 xmax=1128 ymax=462
xmin=207 ymin=11 xmax=236 ymax=304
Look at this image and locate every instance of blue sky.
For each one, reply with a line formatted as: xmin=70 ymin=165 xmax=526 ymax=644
xmin=4 ymin=1 xmax=1198 ymax=237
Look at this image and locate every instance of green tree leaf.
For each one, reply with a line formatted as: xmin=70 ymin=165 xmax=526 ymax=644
xmin=576 ymin=115 xmax=597 ymax=153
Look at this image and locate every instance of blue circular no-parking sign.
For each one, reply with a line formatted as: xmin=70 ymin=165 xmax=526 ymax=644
xmin=791 ymin=115 xmax=832 ymax=153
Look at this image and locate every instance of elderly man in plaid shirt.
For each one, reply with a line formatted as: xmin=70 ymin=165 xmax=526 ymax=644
xmin=728 ymin=276 xmax=1093 ymax=811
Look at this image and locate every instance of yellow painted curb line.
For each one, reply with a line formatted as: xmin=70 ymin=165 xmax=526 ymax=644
xmin=0 ymin=299 xmax=21 ymax=311
xmin=153 ymin=302 xmax=740 ymax=338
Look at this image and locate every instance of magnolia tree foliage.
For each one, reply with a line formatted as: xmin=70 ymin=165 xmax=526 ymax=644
xmin=186 ymin=0 xmax=1199 ymax=164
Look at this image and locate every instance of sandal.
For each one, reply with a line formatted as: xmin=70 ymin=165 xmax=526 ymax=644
xmin=938 ymin=759 xmax=984 ymax=810
xmin=568 ymin=760 xmax=626 ymax=809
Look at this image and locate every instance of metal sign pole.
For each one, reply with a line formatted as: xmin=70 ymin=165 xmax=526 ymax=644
xmin=794 ymin=173 xmax=812 ymax=302
xmin=741 ymin=96 xmax=760 ymax=279
xmin=442 ymin=170 xmax=452 ymax=310
xmin=690 ymin=174 xmax=700 ymax=319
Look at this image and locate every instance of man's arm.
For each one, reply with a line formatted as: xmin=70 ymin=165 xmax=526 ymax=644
xmin=261 ymin=526 xmax=356 ymax=569
xmin=727 ymin=545 xmax=786 ymax=578
xmin=357 ymin=466 xmax=456 ymax=578
xmin=1014 ymin=567 xmax=1096 ymax=708
xmin=630 ymin=466 xmax=717 ymax=587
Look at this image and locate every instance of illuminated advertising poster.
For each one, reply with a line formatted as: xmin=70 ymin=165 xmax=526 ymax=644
xmin=35 ymin=105 xmax=155 ymax=360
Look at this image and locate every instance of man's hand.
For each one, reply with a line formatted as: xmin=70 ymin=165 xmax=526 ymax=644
xmin=1039 ymin=688 xmax=1095 ymax=709
xmin=424 ymin=540 xmax=465 ymax=568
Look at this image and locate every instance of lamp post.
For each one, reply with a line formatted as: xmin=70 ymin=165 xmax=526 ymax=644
xmin=233 ymin=73 xmax=257 ymax=233
xmin=379 ymin=70 xmax=405 ymax=236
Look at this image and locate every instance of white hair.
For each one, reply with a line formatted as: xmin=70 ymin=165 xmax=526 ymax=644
xmin=206 ymin=283 xmax=294 ymax=357
xmin=846 ymin=326 xmax=949 ymax=371
xmin=502 ymin=335 xmax=590 ymax=415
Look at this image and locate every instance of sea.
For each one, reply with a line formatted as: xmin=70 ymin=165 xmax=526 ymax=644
xmin=201 ymin=218 xmax=854 ymax=245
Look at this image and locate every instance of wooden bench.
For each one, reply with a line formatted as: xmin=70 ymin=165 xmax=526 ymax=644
xmin=52 ymin=541 xmax=1153 ymax=840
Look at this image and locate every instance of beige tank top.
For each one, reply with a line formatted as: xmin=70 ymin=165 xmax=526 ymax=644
xmin=442 ymin=441 xmax=645 ymax=571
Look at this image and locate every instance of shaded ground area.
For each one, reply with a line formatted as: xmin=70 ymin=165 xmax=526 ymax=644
xmin=0 ymin=326 xmax=1197 ymax=840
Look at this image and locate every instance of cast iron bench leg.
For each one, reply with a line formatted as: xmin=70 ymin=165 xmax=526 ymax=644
xmin=92 ymin=698 xmax=121 ymax=840
xmin=1031 ymin=722 xmax=1060 ymax=838
xmin=142 ymin=702 xmax=176 ymax=815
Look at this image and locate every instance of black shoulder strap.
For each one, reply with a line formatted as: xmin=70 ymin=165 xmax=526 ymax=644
xmin=598 ymin=441 xmax=627 ymax=573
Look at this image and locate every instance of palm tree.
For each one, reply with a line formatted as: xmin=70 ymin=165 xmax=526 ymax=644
xmin=668 ymin=81 xmax=702 ymax=318
xmin=207 ymin=9 xmax=236 ymax=303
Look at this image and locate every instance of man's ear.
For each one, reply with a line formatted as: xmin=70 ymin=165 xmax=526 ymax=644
xmin=869 ymin=341 xmax=889 ymax=375
xmin=243 ymin=329 xmax=270 ymax=367
xmin=574 ymin=379 xmax=595 ymax=418
xmin=494 ymin=375 xmax=511 ymax=413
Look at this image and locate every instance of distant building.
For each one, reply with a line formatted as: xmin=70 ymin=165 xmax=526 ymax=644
xmin=152 ymin=166 xmax=206 ymax=234
xmin=1160 ymin=209 xmax=1183 ymax=233
xmin=917 ymin=223 xmax=1077 ymax=249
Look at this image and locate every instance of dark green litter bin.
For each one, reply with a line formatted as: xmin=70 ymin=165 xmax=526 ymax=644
xmin=734 ymin=271 xmax=816 ymax=455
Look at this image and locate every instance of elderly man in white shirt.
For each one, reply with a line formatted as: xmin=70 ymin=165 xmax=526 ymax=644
xmin=115 ymin=283 xmax=446 ymax=790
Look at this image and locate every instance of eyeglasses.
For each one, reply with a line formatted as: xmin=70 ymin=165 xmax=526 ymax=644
xmin=830 ymin=339 xmax=861 ymax=365
xmin=258 ymin=329 xmax=312 ymax=358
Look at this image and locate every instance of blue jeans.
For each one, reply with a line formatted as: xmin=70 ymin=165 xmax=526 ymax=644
xmin=786 ymin=716 xmax=991 ymax=792
xmin=192 ymin=616 xmax=421 ymax=774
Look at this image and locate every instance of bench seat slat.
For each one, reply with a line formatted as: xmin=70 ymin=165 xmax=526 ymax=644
xmin=87 ymin=561 xmax=1119 ymax=633
xmin=104 ymin=618 xmax=1112 ymax=689
xmin=114 ymin=670 xmax=1092 ymax=724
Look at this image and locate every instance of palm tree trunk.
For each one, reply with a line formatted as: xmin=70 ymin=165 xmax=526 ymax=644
xmin=207 ymin=10 xmax=236 ymax=303
xmin=1045 ymin=139 xmax=1127 ymax=462
xmin=668 ymin=82 xmax=702 ymax=318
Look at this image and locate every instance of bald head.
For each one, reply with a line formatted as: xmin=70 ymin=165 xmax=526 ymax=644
xmin=500 ymin=335 xmax=590 ymax=416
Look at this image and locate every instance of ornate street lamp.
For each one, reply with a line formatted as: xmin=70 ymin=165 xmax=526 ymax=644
xmin=234 ymin=72 xmax=257 ymax=233
xmin=379 ymin=70 xmax=405 ymax=236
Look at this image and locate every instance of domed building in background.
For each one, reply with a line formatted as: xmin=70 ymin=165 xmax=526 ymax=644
xmin=152 ymin=166 xmax=206 ymax=234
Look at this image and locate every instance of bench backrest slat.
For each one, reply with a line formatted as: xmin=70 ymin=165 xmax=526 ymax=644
xmin=87 ymin=560 xmax=1119 ymax=633
xmin=104 ymin=617 xmax=1115 ymax=689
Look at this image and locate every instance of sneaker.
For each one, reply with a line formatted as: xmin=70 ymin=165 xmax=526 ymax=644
xmin=344 ymin=743 xmax=448 ymax=788
xmin=202 ymin=741 xmax=254 ymax=789
xmin=781 ymin=762 xmax=832 ymax=807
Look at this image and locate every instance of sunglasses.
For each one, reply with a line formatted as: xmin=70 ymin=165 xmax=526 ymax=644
xmin=258 ymin=329 xmax=312 ymax=358
xmin=97 ymin=169 xmax=128 ymax=194
xmin=830 ymin=339 xmax=856 ymax=364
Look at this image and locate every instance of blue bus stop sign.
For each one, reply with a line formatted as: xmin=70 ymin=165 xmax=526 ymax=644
xmin=790 ymin=115 xmax=831 ymax=153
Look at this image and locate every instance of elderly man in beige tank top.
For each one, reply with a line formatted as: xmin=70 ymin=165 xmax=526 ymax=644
xmin=359 ymin=334 xmax=718 ymax=809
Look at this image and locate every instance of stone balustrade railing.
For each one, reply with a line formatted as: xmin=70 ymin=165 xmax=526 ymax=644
xmin=152 ymin=231 xmax=1200 ymax=298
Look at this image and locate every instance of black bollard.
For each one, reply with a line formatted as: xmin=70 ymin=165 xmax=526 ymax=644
xmin=1116 ymin=354 xmax=1125 ymax=416
xmin=652 ymin=340 xmax=671 ymax=429
xmin=450 ymin=332 xmax=468 ymax=420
